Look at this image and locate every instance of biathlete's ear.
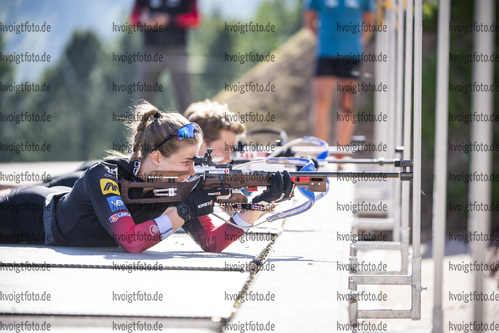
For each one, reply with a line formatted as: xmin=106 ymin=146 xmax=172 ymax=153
xmin=149 ymin=150 xmax=162 ymax=166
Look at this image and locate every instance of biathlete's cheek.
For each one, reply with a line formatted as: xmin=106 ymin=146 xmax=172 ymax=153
xmin=185 ymin=159 xmax=196 ymax=172
xmin=175 ymin=171 xmax=192 ymax=182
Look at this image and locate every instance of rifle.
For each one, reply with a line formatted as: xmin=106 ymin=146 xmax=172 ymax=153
xmin=121 ymin=149 xmax=412 ymax=223
xmin=121 ymin=148 xmax=328 ymax=205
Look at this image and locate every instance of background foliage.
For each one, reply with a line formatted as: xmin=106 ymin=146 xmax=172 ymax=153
xmin=0 ymin=0 xmax=497 ymax=233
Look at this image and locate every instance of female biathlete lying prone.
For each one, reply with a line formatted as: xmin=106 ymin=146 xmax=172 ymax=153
xmin=0 ymin=101 xmax=293 ymax=253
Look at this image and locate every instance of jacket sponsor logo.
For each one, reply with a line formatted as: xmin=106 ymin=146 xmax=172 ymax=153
xmin=104 ymin=168 xmax=118 ymax=180
xmin=133 ymin=160 xmax=141 ymax=176
xmin=149 ymin=224 xmax=159 ymax=235
xmin=109 ymin=212 xmax=131 ymax=223
xmin=107 ymin=196 xmax=126 ymax=212
xmin=100 ymin=179 xmax=120 ymax=195
xmin=197 ymin=200 xmax=213 ymax=209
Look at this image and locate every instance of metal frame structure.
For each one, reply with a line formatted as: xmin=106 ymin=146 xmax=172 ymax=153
xmin=347 ymin=0 xmax=495 ymax=328
xmin=432 ymin=1 xmax=495 ymax=332
xmin=348 ymin=0 xmax=423 ymax=323
xmin=349 ymin=0 xmax=412 ymax=277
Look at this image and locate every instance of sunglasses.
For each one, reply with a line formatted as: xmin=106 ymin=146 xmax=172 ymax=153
xmin=150 ymin=123 xmax=198 ymax=154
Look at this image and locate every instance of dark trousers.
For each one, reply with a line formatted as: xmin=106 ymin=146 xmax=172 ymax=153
xmin=0 ymin=186 xmax=65 ymax=244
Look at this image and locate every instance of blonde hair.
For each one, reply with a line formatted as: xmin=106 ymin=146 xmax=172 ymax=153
xmin=107 ymin=101 xmax=202 ymax=160
xmin=184 ymin=99 xmax=245 ymax=144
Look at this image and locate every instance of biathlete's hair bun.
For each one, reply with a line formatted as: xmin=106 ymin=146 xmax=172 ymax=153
xmin=154 ymin=111 xmax=161 ymax=119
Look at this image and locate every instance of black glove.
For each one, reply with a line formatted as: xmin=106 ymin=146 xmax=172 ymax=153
xmin=251 ymin=171 xmax=294 ymax=204
xmin=177 ymin=177 xmax=214 ymax=222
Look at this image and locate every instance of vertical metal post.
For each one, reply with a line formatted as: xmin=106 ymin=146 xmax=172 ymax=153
xmin=403 ymin=0 xmax=413 ymax=158
xmin=469 ymin=0 xmax=495 ymax=324
xmin=401 ymin=0 xmax=413 ymax=276
xmin=395 ymin=0 xmax=404 ymax=149
xmin=412 ymin=0 xmax=422 ymax=265
xmin=386 ymin=0 xmax=398 ymax=240
xmin=392 ymin=0 xmax=405 ymax=245
xmin=411 ymin=0 xmax=422 ymax=319
xmin=388 ymin=1 xmax=396 ymax=161
xmin=375 ymin=1 xmax=389 ymax=158
xmin=432 ymin=0 xmax=450 ymax=331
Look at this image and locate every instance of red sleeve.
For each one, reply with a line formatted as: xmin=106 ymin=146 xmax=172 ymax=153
xmin=85 ymin=164 xmax=162 ymax=254
xmin=182 ymin=215 xmax=245 ymax=253
xmin=175 ymin=0 xmax=201 ymax=29
xmin=107 ymin=215 xmax=162 ymax=254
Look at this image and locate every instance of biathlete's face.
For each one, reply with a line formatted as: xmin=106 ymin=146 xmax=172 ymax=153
xmin=199 ymin=130 xmax=237 ymax=164
xmin=152 ymin=143 xmax=200 ymax=182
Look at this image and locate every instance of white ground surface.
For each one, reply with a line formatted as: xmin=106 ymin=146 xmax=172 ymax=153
xmin=0 ymin=162 xmax=497 ymax=332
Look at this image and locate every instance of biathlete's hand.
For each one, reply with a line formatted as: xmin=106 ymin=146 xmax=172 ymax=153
xmin=251 ymin=171 xmax=294 ymax=204
xmin=178 ymin=177 xmax=214 ymax=223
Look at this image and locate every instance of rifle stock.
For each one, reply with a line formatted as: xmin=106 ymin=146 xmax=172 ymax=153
xmin=120 ymin=171 xmax=328 ymax=204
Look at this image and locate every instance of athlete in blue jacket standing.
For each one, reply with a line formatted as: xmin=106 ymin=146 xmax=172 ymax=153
xmin=304 ymin=0 xmax=375 ymax=158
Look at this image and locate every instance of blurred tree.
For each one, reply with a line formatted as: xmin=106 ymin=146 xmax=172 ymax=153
xmin=189 ymin=0 xmax=302 ymax=101
xmin=189 ymin=10 xmax=237 ymax=100
xmin=0 ymin=31 xmax=139 ymax=162
xmin=0 ymin=34 xmax=14 ymax=110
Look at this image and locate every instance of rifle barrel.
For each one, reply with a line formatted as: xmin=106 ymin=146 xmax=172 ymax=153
xmin=325 ymin=158 xmax=398 ymax=165
xmin=288 ymin=171 xmax=406 ymax=179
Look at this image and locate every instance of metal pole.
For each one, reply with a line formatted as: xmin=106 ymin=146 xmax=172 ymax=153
xmin=432 ymin=0 xmax=450 ymax=331
xmin=401 ymin=0 xmax=413 ymax=276
xmin=395 ymin=0 xmax=404 ymax=149
xmin=411 ymin=0 xmax=422 ymax=319
xmin=387 ymin=0 xmax=398 ymax=243
xmin=388 ymin=1 xmax=396 ymax=162
xmin=412 ymin=0 xmax=422 ymax=261
xmin=469 ymin=0 xmax=495 ymax=324
xmin=392 ymin=0 xmax=405 ymax=245
xmin=403 ymin=0 xmax=413 ymax=158
xmin=375 ymin=1 xmax=390 ymax=158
